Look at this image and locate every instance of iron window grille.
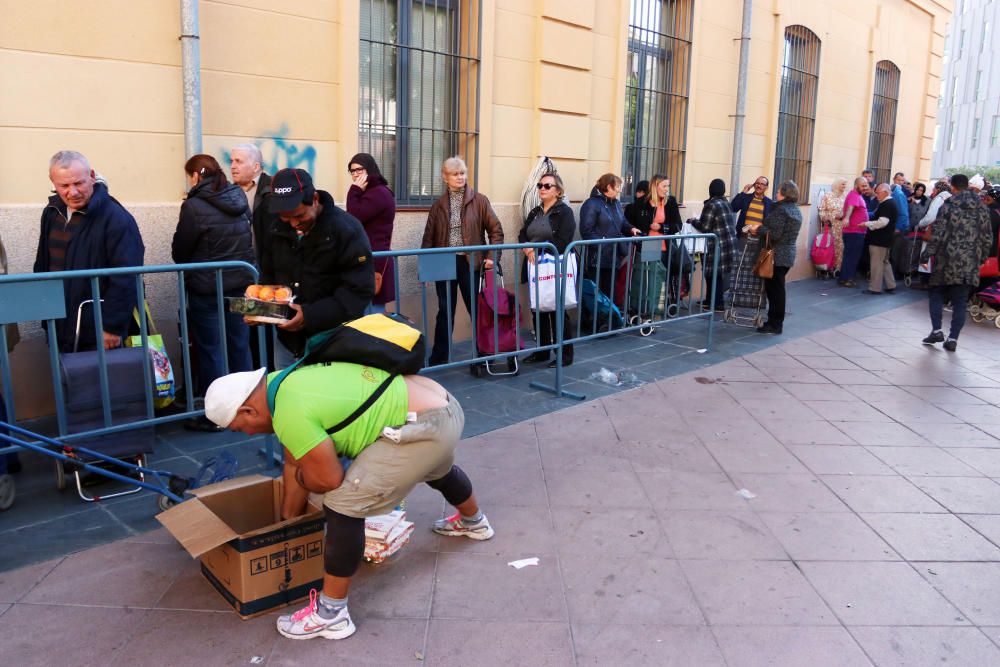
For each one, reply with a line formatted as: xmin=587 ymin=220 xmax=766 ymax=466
xmin=866 ymin=60 xmax=901 ymax=186
xmin=621 ymin=0 xmax=693 ymax=202
xmin=359 ymin=0 xmax=482 ymax=207
xmin=774 ymin=25 xmax=821 ymax=204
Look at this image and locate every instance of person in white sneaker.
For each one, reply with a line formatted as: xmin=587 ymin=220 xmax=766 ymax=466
xmin=204 ymin=365 xmax=494 ymax=640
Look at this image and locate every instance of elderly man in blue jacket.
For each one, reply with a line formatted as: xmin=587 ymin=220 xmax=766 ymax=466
xmin=33 ymin=151 xmax=145 ymax=353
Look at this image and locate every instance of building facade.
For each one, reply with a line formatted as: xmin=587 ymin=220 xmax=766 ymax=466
xmin=932 ymin=0 xmax=998 ymax=175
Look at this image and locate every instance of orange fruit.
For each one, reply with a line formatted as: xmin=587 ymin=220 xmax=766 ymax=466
xmin=273 ymin=287 xmax=292 ymax=303
xmin=258 ymin=286 xmax=275 ymax=301
xmin=245 ymin=284 xmax=261 ymax=299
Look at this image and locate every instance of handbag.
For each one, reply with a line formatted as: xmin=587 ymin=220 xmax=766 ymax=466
xmin=754 ymin=233 xmax=775 ymax=279
xmin=981 ymin=237 xmax=1000 ymax=278
xmin=125 ymin=302 xmax=175 ymax=409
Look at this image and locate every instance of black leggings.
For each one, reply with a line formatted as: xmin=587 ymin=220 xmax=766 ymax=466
xmin=323 ymin=465 xmax=474 ymax=577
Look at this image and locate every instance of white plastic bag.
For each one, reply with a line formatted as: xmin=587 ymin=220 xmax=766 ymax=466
xmin=681 ymin=221 xmax=707 ymax=255
xmin=528 ymin=253 xmax=578 ymax=312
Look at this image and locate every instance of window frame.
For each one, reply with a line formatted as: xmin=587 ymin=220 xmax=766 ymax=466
xmin=866 ymin=60 xmax=901 ymax=186
xmin=358 ymin=0 xmax=482 ymax=208
xmin=773 ymin=25 xmax=821 ymax=204
xmin=620 ymin=0 xmax=694 ymax=202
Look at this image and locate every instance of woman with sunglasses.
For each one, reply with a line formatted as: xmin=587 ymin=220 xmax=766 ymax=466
xmin=519 ymin=172 xmax=576 ymax=367
xmin=346 ymin=153 xmax=395 ymax=314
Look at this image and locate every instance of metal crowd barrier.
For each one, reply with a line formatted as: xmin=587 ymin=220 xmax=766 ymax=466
xmin=0 ymin=261 xmax=276 ymax=469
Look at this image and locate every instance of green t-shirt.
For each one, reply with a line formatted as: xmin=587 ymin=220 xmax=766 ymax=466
xmin=269 ymin=363 xmax=408 ymax=460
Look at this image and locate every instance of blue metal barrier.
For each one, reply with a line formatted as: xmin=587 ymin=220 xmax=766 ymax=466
xmin=0 ymin=261 xmax=275 ymax=468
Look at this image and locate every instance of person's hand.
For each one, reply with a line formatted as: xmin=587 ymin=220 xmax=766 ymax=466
xmin=523 ymin=248 xmax=535 ymax=263
xmin=630 ymin=227 xmax=642 ymax=236
xmin=651 ymin=222 xmax=661 ymax=232
xmin=748 ymin=226 xmax=760 ymax=236
xmin=243 ymin=316 xmax=260 ymax=326
xmin=743 ymin=183 xmax=753 ymax=194
xmin=483 ymin=258 xmax=495 ymax=270
xmin=278 ymin=303 xmax=306 ymax=332
xmin=352 ymin=172 xmax=368 ymax=191
xmin=102 ymin=332 xmax=122 ymax=349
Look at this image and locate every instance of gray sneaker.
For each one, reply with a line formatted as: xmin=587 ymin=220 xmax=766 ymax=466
xmin=433 ymin=513 xmax=495 ymax=540
xmin=276 ymin=590 xmax=356 ymax=641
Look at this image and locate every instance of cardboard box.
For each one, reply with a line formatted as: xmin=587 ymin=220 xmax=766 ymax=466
xmin=157 ymin=475 xmax=325 ymax=619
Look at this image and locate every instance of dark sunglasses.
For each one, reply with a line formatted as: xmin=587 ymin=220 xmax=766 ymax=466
xmin=536 ymin=182 xmax=556 ymax=190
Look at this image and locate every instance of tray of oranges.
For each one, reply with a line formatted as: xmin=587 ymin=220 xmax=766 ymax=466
xmin=226 ymin=285 xmax=294 ymax=324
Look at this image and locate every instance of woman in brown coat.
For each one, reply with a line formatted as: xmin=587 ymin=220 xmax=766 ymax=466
xmin=421 ymin=157 xmax=504 ymax=365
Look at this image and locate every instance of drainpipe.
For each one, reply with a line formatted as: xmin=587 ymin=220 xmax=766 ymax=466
xmin=730 ymin=0 xmax=753 ymax=195
xmin=180 ymin=0 xmax=203 ymax=157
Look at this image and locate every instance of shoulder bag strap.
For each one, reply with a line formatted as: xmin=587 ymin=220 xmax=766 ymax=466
xmin=325 ymin=374 xmax=398 ymax=436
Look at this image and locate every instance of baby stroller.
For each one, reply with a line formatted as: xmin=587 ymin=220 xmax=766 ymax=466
xmin=472 ymin=270 xmax=520 ymax=377
xmin=581 ymin=278 xmax=625 ymax=333
xmin=970 ymin=279 xmax=1000 ymax=327
xmin=897 ymin=230 xmax=923 ymax=287
xmin=725 ymin=236 xmax=766 ymax=328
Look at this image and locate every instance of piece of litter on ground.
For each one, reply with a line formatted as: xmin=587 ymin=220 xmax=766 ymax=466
xmin=736 ymin=488 xmax=756 ymax=499
xmin=250 ymin=657 xmax=265 ymax=665
xmin=415 ymin=650 xmax=425 ymax=661
xmin=508 ymin=557 xmax=540 ymax=569
xmin=696 ymin=348 xmax=708 ymax=354
xmin=820 ymin=293 xmax=828 ymax=296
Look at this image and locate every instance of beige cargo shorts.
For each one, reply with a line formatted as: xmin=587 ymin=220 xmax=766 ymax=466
xmin=324 ymin=392 xmax=464 ymax=518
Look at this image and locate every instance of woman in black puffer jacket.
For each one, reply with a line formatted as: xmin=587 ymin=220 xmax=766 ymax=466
xmin=172 ymin=154 xmax=255 ymax=423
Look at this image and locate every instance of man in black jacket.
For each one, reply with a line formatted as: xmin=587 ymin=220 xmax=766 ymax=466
xmin=866 ymin=184 xmax=898 ymax=295
xmin=260 ymin=168 xmax=374 ymax=366
xmin=34 ymin=150 xmax=145 ymax=353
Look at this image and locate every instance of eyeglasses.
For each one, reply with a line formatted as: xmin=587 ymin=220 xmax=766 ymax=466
xmin=536 ymin=183 xmax=556 ymax=190
xmin=348 ymin=167 xmax=365 ymax=175
xmin=754 ymin=181 xmax=768 ymax=187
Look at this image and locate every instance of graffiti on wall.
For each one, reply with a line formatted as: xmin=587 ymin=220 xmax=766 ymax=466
xmin=220 ymin=124 xmax=317 ymax=175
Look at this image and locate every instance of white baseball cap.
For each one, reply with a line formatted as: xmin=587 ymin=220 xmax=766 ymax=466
xmin=204 ymin=367 xmax=267 ymax=428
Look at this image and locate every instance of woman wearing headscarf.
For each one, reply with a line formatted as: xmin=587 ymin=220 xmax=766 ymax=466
xmin=346 ymin=153 xmax=395 ymax=313
xmin=818 ymin=178 xmax=847 ymax=271
xmin=690 ymin=179 xmax=737 ymax=311
xmin=908 ymin=182 xmax=930 ymax=228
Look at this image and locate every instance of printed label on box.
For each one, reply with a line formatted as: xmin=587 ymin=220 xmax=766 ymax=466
xmin=250 ymin=556 xmax=268 ymax=576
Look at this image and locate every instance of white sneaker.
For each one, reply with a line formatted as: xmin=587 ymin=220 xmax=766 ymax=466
xmin=432 ymin=513 xmax=495 ymax=540
xmin=276 ymin=589 xmax=356 ymax=641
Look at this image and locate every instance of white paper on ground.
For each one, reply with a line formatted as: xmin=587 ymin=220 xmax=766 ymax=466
xmin=508 ymin=557 xmax=540 ymax=569
xmin=736 ymin=488 xmax=757 ymax=499
xmin=697 ymin=348 xmax=708 ymax=354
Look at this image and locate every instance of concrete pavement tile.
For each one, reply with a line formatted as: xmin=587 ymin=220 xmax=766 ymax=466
xmin=870 ymin=400 xmax=966 ymax=424
xmin=350 ymin=549 xmax=437 ymax=619
xmin=122 ymin=527 xmax=178 ymax=545
xmin=431 ymin=552 xmax=566 ymax=622
xmin=455 ymin=427 xmax=540 ymax=469
xmin=703 ymin=440 xmax=809 ymax=474
xmin=109 ymin=609 xmax=276 ymax=667
xmin=903 ymin=385 xmax=987 ymax=404
xmin=551 ymin=507 xmax=671 ymax=556
xmin=910 ymin=477 xmax=1000 ymax=514
xmin=744 ymin=353 xmax=809 ymax=370
xmin=788 ymin=445 xmax=895 ymax=475
xmin=0 ymin=604 xmax=147 ymax=667
xmin=946 ymin=374 xmax=1000 ymax=389
xmin=821 ymin=475 xmax=945 ymax=513
xmin=621 ymin=438 xmax=722 ymax=473
xmin=636 ymin=471 xmax=747 ymax=511
xmin=573 ymin=624 xmax=726 ymax=666
xmin=0 ymin=557 xmax=61 ymax=603
xmin=608 ymin=411 xmax=695 ymax=443
xmin=427 ymin=620 xmax=574 ymax=666
xmin=792 ymin=355 xmax=864 ymax=371
xmin=720 ymin=380 xmax=795 ymax=399
xmin=948 ymin=448 xmax=1000 ymax=476
xmin=155 ymin=563 xmax=233 ymax=612
xmin=758 ymin=418 xmax=858 ymax=445
xmin=731 ymin=397 xmax=822 ymax=421
xmin=941 ymin=404 xmax=1000 ymax=424
xmin=862 ymin=513 xmax=1000 ymax=561
xmin=833 ymin=421 xmax=930 ymax=447
xmin=538 ymin=435 xmax=634 ymax=473
xmin=850 ymin=626 xmax=1000 ymax=667
xmin=803 ymin=401 xmax=893 ymax=422
xmin=918 ymin=563 xmax=1000 ymax=625
xmin=561 ymin=553 xmax=704 ymax=625
xmin=660 ymin=510 xmax=787 ymax=560
xmin=0 ymin=505 xmax=132 ymax=567
xmin=841 ymin=383 xmax=918 ymax=403
xmin=268 ymin=618 xmax=427 ymax=666
xmin=437 ymin=504 xmax=556 ymax=556
xmin=917 ymin=422 xmax=1000 ymax=448
xmin=762 ymin=367 xmax=833 ymax=384
xmin=957 ymin=514 xmax=1000 ymax=545
xmin=873 ymin=370 xmax=949 ymax=386
xmin=729 ymin=474 xmax=848 ymax=512
xmin=545 ymin=468 xmax=649 ymax=508
xmin=705 ymin=363 xmax=772 ymax=383
xmin=867 ymin=446 xmax=982 ymax=477
xmin=783 ymin=383 xmax=860 ymax=401
xmin=533 ymin=407 xmax=617 ymax=444
xmin=683 ymin=415 xmax=780 ymax=446
xmin=962 ymin=387 xmax=1000 ymax=404
xmin=711 ymin=626 xmax=872 ymax=667
xmin=462 ymin=464 xmax=548 ymax=507
xmin=22 ymin=540 xmax=188 ymax=607
xmin=681 ymin=560 xmax=837 ymax=626
xmin=758 ymin=513 xmax=899 ymax=561
xmin=800 ymin=561 xmax=969 ymax=626
xmin=818 ymin=369 xmax=892 ymax=386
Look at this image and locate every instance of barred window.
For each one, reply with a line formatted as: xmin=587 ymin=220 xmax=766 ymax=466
xmin=972 ymin=117 xmax=981 ymax=148
xmin=866 ymin=60 xmax=901 ymax=185
xmin=359 ymin=0 xmax=481 ymax=207
xmin=621 ymin=0 xmax=693 ymax=201
xmin=774 ymin=25 xmax=821 ymax=203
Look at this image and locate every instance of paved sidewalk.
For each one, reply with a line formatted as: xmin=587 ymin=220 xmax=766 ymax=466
xmin=4 ymin=298 xmax=1000 ymax=665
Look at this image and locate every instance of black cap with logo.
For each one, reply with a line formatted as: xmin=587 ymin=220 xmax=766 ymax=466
xmin=268 ymin=168 xmax=316 ymax=213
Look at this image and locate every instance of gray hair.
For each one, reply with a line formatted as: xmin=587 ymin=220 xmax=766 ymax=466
xmin=778 ymin=180 xmax=799 ymax=203
xmin=231 ymin=143 xmax=263 ymax=165
xmin=441 ymin=156 xmax=468 ymax=175
xmin=49 ymin=150 xmax=90 ymax=172
xmin=875 ymin=183 xmax=891 ymax=195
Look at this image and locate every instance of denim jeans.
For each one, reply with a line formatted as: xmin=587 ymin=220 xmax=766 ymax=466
xmin=929 ymin=284 xmax=971 ymax=339
xmin=187 ymin=290 xmax=252 ymax=394
xmin=839 ymin=233 xmax=866 ymax=281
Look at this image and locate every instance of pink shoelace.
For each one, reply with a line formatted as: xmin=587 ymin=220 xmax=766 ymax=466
xmin=291 ymin=589 xmax=318 ymax=622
